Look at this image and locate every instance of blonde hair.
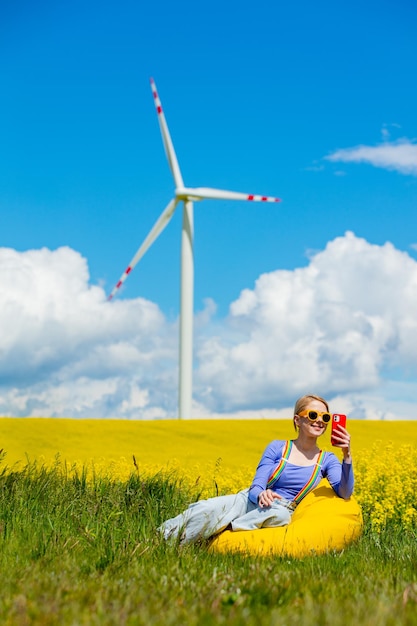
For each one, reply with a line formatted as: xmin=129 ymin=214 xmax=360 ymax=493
xmin=293 ymin=394 xmax=329 ymax=431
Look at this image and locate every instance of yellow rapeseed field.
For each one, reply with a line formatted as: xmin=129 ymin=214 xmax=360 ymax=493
xmin=1 ymin=417 xmax=417 ymax=531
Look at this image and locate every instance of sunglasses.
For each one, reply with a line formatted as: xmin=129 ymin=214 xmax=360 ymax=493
xmin=298 ymin=410 xmax=331 ymax=423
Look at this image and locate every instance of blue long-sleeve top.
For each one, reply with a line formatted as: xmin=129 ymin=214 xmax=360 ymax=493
xmin=248 ymin=439 xmax=354 ymax=506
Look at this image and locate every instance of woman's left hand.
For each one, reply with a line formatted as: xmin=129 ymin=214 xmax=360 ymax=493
xmin=331 ymin=425 xmax=352 ymax=463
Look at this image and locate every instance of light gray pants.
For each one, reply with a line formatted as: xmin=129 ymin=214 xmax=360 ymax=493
xmin=158 ymin=488 xmax=293 ymax=544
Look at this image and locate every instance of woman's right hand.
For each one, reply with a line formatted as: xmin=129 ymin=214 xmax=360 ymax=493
xmin=258 ymin=489 xmax=282 ymax=508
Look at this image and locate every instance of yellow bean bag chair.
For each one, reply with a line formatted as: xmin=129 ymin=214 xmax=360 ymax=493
xmin=210 ymin=481 xmax=363 ymax=557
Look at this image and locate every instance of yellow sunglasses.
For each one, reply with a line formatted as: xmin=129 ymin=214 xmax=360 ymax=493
xmin=298 ymin=410 xmax=331 ymax=423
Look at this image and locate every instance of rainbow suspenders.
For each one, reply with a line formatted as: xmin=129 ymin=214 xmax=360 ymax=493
xmin=266 ymin=440 xmax=326 ymax=506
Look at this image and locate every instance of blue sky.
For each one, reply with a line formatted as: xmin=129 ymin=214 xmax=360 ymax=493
xmin=1 ymin=0 xmax=417 ymax=419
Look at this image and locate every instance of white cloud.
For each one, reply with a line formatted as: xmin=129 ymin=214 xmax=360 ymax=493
xmin=1 ymin=235 xmax=417 ymax=419
xmin=381 ymin=123 xmax=402 ymax=141
xmin=326 ymin=139 xmax=417 ymax=176
xmin=195 ymin=232 xmax=417 ymax=417
xmin=0 ymin=247 xmax=177 ymax=418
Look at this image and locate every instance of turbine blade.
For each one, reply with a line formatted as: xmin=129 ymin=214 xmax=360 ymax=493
xmin=150 ymin=78 xmax=184 ymax=189
xmin=108 ymin=198 xmax=179 ymax=300
xmin=176 ymin=186 xmax=281 ymax=203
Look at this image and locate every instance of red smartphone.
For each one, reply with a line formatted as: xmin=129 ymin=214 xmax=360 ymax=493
xmin=331 ymin=414 xmax=347 ymax=446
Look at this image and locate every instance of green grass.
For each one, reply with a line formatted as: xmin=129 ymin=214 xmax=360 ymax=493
xmin=0 ymin=459 xmax=416 ymax=625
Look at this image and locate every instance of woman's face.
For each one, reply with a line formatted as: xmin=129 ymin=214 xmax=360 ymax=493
xmin=295 ymin=399 xmax=329 ymax=436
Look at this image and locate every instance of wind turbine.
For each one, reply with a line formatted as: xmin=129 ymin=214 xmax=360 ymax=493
xmin=108 ymin=78 xmax=281 ymax=419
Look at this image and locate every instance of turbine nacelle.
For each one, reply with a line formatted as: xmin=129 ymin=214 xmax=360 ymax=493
xmin=175 ymin=187 xmax=205 ymax=202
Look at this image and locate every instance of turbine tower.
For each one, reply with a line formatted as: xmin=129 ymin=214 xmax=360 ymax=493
xmin=109 ymin=78 xmax=281 ymax=419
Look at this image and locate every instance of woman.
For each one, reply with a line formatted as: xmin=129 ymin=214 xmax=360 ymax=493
xmin=159 ymin=394 xmax=353 ymax=544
